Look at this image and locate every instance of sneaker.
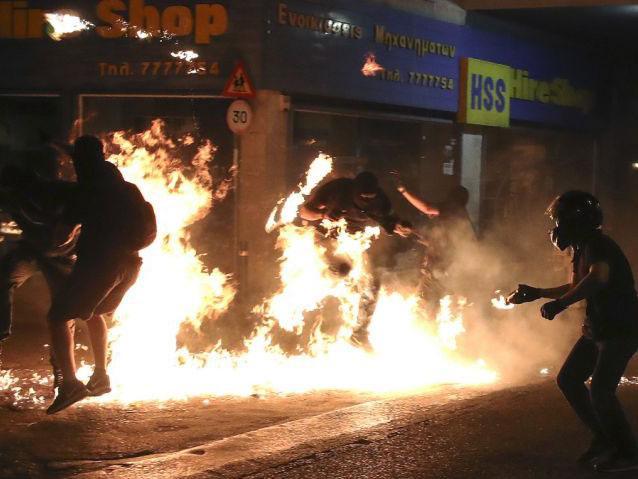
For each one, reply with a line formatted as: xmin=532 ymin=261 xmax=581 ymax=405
xmin=46 ymin=379 xmax=89 ymax=415
xmin=86 ymin=370 xmax=111 ymax=397
xmin=594 ymin=453 xmax=638 ymax=473
xmin=578 ymin=437 xmax=613 ymax=466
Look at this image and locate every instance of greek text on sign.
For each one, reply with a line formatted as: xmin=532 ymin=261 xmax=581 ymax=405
xmin=222 ymin=61 xmax=255 ymax=98
xmin=226 ymin=99 xmax=252 ymax=134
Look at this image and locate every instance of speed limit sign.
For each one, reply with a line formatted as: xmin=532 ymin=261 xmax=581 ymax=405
xmin=226 ymin=100 xmax=252 ymax=134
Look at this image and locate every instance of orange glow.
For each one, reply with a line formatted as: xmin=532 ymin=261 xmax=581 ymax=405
xmin=361 ymin=53 xmax=384 ymax=77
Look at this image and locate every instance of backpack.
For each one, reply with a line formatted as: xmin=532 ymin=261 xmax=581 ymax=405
xmin=120 ymin=182 xmax=157 ymax=252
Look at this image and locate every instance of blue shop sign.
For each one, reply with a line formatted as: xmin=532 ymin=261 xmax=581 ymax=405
xmin=264 ymin=0 xmax=463 ymax=114
xmin=264 ymin=0 xmax=597 ymax=128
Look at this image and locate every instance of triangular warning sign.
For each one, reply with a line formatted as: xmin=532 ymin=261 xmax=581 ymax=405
xmin=222 ymin=61 xmax=255 ymax=99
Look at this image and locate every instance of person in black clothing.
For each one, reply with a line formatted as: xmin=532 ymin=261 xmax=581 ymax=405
xmin=299 ymin=171 xmax=412 ymax=349
xmin=47 ymin=136 xmax=154 ymax=414
xmin=0 ymin=163 xmax=79 ymax=388
xmin=507 ymin=191 xmax=638 ymax=473
xmin=300 ymin=172 xmax=412 ymax=236
xmin=392 ymin=172 xmax=476 ymax=302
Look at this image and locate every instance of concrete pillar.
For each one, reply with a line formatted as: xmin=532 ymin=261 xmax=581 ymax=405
xmin=236 ymin=90 xmax=289 ymax=305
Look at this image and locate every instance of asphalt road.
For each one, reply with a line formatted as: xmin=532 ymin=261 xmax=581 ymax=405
xmin=244 ymin=380 xmax=638 ymax=479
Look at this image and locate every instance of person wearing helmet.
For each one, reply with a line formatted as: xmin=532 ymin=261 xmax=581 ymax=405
xmin=299 ymin=171 xmax=413 ymax=350
xmin=507 ymin=191 xmax=638 ymax=473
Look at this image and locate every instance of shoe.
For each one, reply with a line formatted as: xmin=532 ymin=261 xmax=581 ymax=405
xmin=594 ymin=453 xmax=638 ymax=473
xmin=578 ymin=437 xmax=613 ymax=466
xmin=52 ymin=367 xmax=64 ymax=391
xmin=46 ymin=379 xmax=89 ymax=414
xmin=50 ymin=355 xmax=63 ymax=391
xmin=86 ymin=370 xmax=111 ymax=397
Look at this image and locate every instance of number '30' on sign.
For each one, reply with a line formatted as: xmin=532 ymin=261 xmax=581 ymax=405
xmin=226 ymin=100 xmax=252 ymax=134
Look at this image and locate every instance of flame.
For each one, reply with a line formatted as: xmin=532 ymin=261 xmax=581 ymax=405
xmin=85 ymin=119 xmax=237 ymax=402
xmin=266 ymin=153 xmax=333 ymax=232
xmin=45 ymin=12 xmax=94 ymax=41
xmin=361 ymin=53 xmax=384 ymax=77
xmin=4 ymin=132 xmax=496 ymax=409
xmin=255 ymin=158 xmax=496 ymax=392
xmin=491 ymin=294 xmax=514 ymax=310
xmin=171 ymin=50 xmax=199 ymax=62
xmin=99 ymin=142 xmax=495 ymax=401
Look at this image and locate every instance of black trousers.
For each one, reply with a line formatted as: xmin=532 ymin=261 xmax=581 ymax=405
xmin=557 ymin=335 xmax=638 ymax=456
xmin=0 ymin=242 xmax=74 ymax=338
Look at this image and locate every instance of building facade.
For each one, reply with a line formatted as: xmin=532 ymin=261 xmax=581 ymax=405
xmin=0 ymin=0 xmax=602 ymax=300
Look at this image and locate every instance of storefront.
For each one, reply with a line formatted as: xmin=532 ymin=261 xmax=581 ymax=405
xmin=1 ymin=0 xmax=602 ymax=298
xmin=262 ymin=0 xmax=600 ymax=240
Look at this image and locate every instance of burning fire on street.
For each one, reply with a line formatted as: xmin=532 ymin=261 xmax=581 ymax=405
xmin=1 ymin=121 xmax=497 ymax=409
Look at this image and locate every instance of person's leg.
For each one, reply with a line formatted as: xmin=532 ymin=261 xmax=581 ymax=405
xmin=556 ymin=337 xmax=605 ymax=449
xmin=48 ymin=318 xmax=77 ymax=382
xmin=39 ymin=256 xmax=75 ymax=389
xmin=0 ymin=246 xmax=39 ymax=340
xmin=85 ymin=255 xmax=141 ymax=396
xmin=85 ymin=314 xmax=112 ymax=396
xmin=590 ymin=337 xmax=638 ymax=459
xmin=86 ymin=314 xmax=107 ymax=372
xmin=351 ymin=271 xmax=380 ymax=350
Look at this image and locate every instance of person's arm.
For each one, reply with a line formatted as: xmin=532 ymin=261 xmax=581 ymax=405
xmin=299 ymin=202 xmax=325 ymax=221
xmin=397 ymin=186 xmax=440 ymax=217
xmin=541 ymin=262 xmax=609 ymax=320
xmin=299 ymin=185 xmax=330 ymax=221
xmin=366 ymin=190 xmax=412 ymax=236
xmin=538 ymin=284 xmax=572 ymax=299
xmin=507 ymin=283 xmax=571 ymax=304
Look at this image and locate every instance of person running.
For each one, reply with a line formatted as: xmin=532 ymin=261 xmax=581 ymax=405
xmin=47 ymin=136 xmax=156 ymax=414
xmin=392 ymin=172 xmax=475 ymax=302
xmin=507 ymin=191 xmax=638 ymax=473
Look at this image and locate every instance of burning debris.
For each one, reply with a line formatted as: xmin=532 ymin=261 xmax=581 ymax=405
xmin=45 ymin=12 xmax=94 ymax=41
xmin=361 ymin=53 xmax=384 ymax=77
xmin=171 ymin=50 xmax=200 ymax=62
xmin=491 ymin=291 xmax=514 ymax=310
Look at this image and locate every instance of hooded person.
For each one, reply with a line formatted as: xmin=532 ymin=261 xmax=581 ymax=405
xmin=46 ymin=135 xmax=156 ymax=414
xmin=507 ymin=191 xmax=638 ymax=473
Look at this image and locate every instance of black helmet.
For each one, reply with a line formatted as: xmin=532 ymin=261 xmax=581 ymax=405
xmin=546 ymin=190 xmax=603 ymax=250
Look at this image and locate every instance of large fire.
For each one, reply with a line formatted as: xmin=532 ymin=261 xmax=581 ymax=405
xmin=2 ymin=122 xmax=496 ymax=408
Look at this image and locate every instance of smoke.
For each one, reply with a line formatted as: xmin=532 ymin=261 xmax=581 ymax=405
xmin=394 ymin=211 xmax=581 ymax=385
